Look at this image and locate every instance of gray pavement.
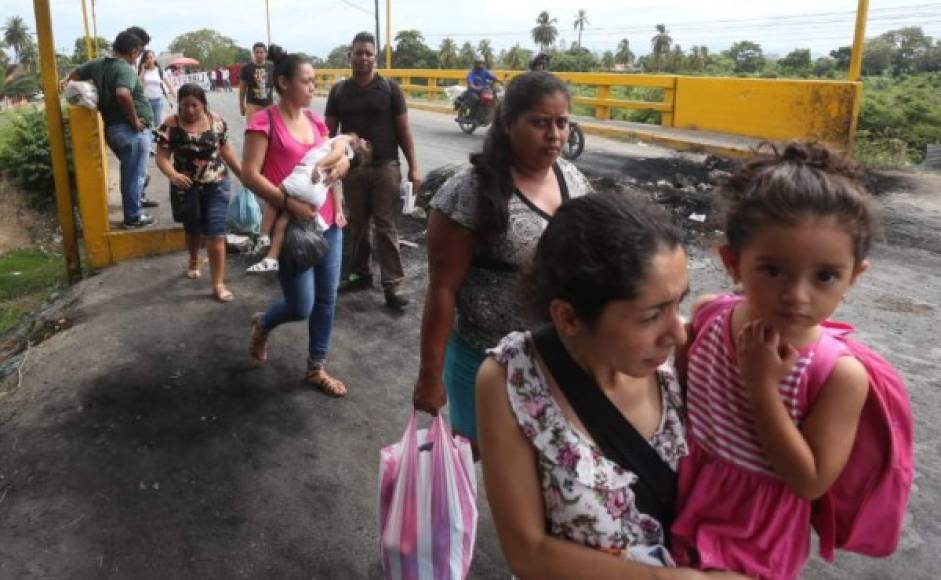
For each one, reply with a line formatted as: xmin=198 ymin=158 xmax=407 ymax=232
xmin=2 ymin=92 xmax=940 ymax=579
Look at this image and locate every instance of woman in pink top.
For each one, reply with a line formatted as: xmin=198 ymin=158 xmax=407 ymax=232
xmin=241 ymin=45 xmax=356 ymax=396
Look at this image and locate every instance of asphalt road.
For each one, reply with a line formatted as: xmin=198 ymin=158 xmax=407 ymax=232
xmin=6 ymin=91 xmax=941 ymax=579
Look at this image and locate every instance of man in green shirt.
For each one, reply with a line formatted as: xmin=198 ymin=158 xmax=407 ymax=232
xmin=65 ymin=30 xmax=155 ymax=227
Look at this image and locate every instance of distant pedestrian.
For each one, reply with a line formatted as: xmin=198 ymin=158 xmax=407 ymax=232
xmin=221 ymin=67 xmax=231 ymax=91
xmin=325 ymin=31 xmax=420 ymax=311
xmin=240 ymin=42 xmax=273 ymax=118
xmin=138 ymin=50 xmax=176 ymax=125
xmin=63 ymin=30 xmax=155 ymax=227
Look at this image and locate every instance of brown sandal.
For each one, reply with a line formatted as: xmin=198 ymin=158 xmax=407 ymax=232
xmin=213 ymin=285 xmax=234 ymax=302
xmin=250 ymin=312 xmax=269 ymax=363
xmin=305 ymin=367 xmax=347 ymax=397
xmin=185 ymin=259 xmax=201 ymax=279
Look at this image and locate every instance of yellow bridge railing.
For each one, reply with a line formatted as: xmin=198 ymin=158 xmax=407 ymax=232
xmin=315 ymin=69 xmax=677 ymax=126
xmin=315 ymin=69 xmax=861 ymax=149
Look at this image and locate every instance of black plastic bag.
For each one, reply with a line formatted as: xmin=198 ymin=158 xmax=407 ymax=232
xmin=279 ymin=216 xmax=329 ymax=275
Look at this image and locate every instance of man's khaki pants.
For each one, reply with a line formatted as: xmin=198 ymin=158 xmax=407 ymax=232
xmin=342 ymin=163 xmax=404 ymax=289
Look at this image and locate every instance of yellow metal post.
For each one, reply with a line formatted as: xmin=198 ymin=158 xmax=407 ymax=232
xmin=34 ymin=0 xmax=82 ymax=283
xmin=80 ymin=0 xmax=93 ymax=61
xmin=68 ymin=107 xmax=112 ymax=268
xmin=91 ymin=0 xmax=99 ymax=56
xmin=594 ymin=85 xmax=610 ymax=121
xmin=661 ymin=78 xmax=677 ymax=127
xmin=385 ymin=0 xmax=392 ymax=69
xmin=848 ymin=0 xmax=870 ymax=81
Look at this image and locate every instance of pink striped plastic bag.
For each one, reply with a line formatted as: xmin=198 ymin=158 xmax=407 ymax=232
xmin=379 ymin=413 xmax=478 ymax=580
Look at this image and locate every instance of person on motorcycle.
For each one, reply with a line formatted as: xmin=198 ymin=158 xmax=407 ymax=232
xmin=463 ymin=55 xmax=497 ymax=119
xmin=529 ymin=52 xmax=551 ymax=72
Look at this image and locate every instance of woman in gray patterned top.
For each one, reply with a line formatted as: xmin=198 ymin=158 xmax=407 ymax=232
xmin=412 ymin=72 xmax=593 ymax=446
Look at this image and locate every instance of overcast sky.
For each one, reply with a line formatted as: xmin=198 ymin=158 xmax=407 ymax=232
xmin=8 ymin=0 xmax=941 ymax=61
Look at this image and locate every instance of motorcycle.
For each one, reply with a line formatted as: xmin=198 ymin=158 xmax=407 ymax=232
xmin=454 ymin=81 xmax=503 ymax=134
xmin=453 ymin=81 xmax=585 ymax=161
xmin=562 ymin=121 xmax=585 ymax=160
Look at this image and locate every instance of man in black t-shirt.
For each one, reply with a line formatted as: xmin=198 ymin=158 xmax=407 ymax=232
xmin=239 ymin=42 xmax=273 ymax=118
xmin=325 ymin=32 xmax=421 ymax=311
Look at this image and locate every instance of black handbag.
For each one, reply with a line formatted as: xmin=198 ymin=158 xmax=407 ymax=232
xmin=279 ymin=216 xmax=329 ymax=274
xmin=531 ymin=325 xmax=678 ymax=545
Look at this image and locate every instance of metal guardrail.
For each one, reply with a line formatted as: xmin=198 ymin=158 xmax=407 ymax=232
xmin=315 ymin=69 xmax=678 ymax=127
xmin=315 ymin=69 xmax=860 ymax=149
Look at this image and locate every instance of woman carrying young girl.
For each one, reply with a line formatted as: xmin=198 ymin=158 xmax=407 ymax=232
xmin=672 ymin=143 xmax=887 ymax=579
xmin=478 ymin=192 xmax=745 ymax=579
xmin=241 ymin=45 xmax=357 ymax=395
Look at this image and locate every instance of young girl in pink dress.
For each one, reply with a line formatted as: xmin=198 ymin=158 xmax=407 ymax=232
xmin=671 ymin=143 xmax=881 ymax=579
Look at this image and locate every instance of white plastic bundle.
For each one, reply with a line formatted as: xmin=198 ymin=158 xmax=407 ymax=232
xmin=64 ymin=81 xmax=98 ymax=110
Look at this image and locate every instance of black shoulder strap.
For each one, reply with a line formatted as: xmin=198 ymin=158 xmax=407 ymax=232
xmin=531 ymin=324 xmax=677 ymax=537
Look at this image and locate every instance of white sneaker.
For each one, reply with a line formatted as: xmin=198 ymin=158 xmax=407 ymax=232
xmin=253 ymin=235 xmax=271 ymax=254
xmin=246 ymin=257 xmax=279 ymax=274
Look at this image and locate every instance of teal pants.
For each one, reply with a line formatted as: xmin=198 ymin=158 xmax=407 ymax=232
xmin=443 ymin=331 xmax=487 ymax=443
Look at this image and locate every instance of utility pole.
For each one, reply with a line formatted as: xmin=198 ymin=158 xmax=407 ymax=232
xmin=385 ymin=0 xmax=392 ymax=69
xmin=848 ymin=0 xmax=870 ymax=81
xmin=375 ymin=0 xmax=381 ymax=59
xmin=265 ymin=0 xmax=272 ymax=46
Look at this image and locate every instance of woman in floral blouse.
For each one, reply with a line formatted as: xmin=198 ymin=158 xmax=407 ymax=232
xmin=477 ymin=193 xmax=745 ymax=579
xmin=155 ymin=83 xmax=242 ymax=302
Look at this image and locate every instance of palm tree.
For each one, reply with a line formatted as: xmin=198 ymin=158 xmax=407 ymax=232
xmin=0 ymin=39 xmax=9 ymax=71
xmin=18 ymin=40 xmax=38 ymax=72
xmin=650 ymin=24 xmax=673 ymax=72
xmin=438 ymin=38 xmax=458 ymax=69
xmin=477 ymin=39 xmax=494 ymax=68
xmin=532 ymin=11 xmax=559 ymax=52
xmin=573 ymin=10 xmax=589 ymax=49
xmin=458 ymin=41 xmax=476 ymax=68
xmin=3 ymin=16 xmax=31 ymax=63
xmin=502 ymin=44 xmax=533 ymax=70
xmin=615 ymin=38 xmax=635 ymax=66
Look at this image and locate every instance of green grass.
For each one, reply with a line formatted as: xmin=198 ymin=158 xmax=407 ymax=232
xmin=0 ymin=248 xmax=65 ymax=334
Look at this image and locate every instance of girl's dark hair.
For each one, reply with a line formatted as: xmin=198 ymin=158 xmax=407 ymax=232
xmin=470 ymin=71 xmax=569 ymax=242
xmin=722 ymin=142 xmax=879 ymax=264
xmin=267 ymin=44 xmax=311 ymax=94
xmin=524 ymin=192 xmax=684 ymax=326
xmin=176 ymin=83 xmax=208 ymax=110
xmin=137 ymin=50 xmax=156 ymax=75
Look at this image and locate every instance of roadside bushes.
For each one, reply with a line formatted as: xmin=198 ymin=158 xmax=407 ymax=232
xmin=0 ymin=106 xmax=74 ymax=210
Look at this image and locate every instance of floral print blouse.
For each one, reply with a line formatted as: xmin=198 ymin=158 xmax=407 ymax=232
xmin=488 ymin=331 xmax=689 ymax=559
xmin=155 ymin=112 xmax=229 ymax=184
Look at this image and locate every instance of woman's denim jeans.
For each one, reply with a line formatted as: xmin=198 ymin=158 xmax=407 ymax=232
xmin=261 ymin=225 xmax=343 ymax=366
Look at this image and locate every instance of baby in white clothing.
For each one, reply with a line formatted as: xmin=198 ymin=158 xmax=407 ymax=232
xmin=247 ymin=135 xmax=370 ymax=274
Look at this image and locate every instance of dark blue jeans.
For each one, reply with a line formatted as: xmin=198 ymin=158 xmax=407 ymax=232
xmin=260 ymin=225 xmax=343 ymax=366
xmin=105 ymin=123 xmax=151 ymax=223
